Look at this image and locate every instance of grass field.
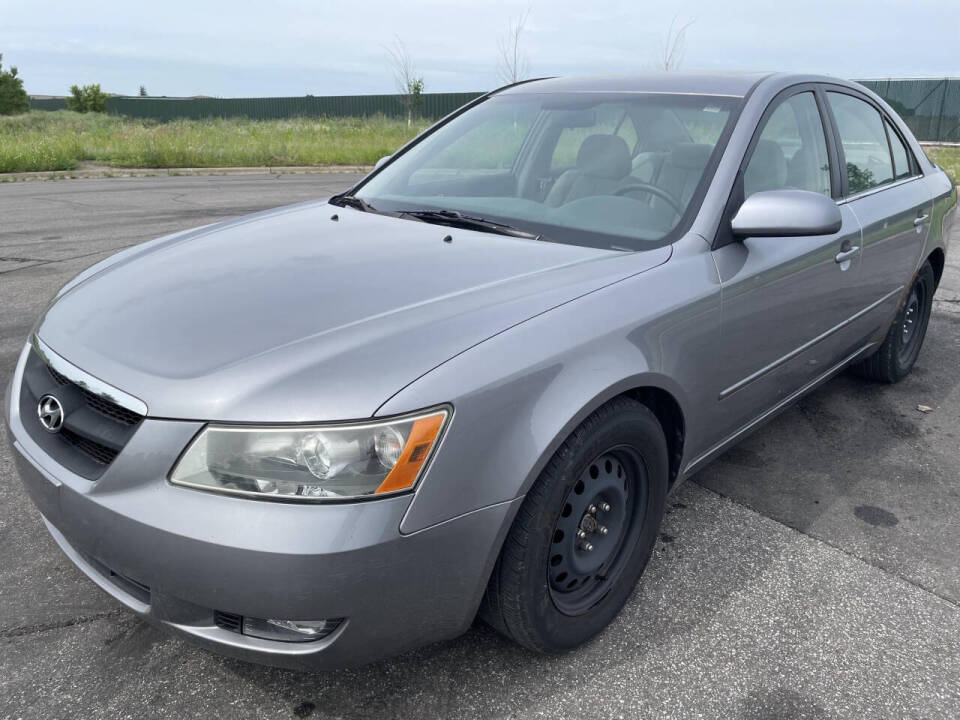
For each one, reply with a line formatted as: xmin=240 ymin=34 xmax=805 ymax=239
xmin=1 ymin=110 xmax=958 ymax=181
xmin=925 ymin=145 xmax=959 ymax=183
xmin=0 ymin=111 xmax=430 ymax=173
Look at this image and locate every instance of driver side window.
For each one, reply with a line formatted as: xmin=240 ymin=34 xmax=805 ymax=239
xmin=744 ymin=92 xmax=832 ymax=198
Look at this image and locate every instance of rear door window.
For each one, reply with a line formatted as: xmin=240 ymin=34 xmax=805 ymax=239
xmin=826 ymin=92 xmax=895 ymax=194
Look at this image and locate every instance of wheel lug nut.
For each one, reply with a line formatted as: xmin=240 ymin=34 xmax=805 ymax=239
xmin=599 ymin=502 xmax=611 ymax=512
xmin=588 ymin=504 xmax=597 ymax=515
xmin=598 ymin=525 xmax=608 ymax=535
xmin=576 ymin=529 xmax=587 ymax=539
xmin=581 ymin=542 xmax=594 ymax=552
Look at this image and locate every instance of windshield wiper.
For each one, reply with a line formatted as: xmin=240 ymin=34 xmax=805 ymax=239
xmin=330 ymin=194 xmax=378 ymax=213
xmin=398 ymin=209 xmax=545 ymax=241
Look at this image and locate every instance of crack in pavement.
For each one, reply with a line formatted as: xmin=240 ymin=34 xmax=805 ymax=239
xmin=168 ymin=191 xmax=203 ymax=207
xmin=0 ymin=245 xmax=137 ymax=276
xmin=694 ymin=480 xmax=960 ymax=611
xmin=37 ymin=194 xmax=115 ymax=210
xmin=1 ymin=608 xmax=123 ymax=640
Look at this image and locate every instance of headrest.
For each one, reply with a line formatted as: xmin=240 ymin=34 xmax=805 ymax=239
xmin=576 ymin=134 xmax=631 ymax=179
xmin=668 ymin=143 xmax=713 ymax=170
xmin=744 ymin=139 xmax=788 ymax=195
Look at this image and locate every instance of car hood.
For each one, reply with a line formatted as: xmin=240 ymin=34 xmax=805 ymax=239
xmin=37 ymin=201 xmax=670 ymax=421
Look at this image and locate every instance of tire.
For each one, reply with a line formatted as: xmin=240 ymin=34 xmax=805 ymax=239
xmin=479 ymin=396 xmax=668 ymax=653
xmin=852 ymin=261 xmax=935 ymax=383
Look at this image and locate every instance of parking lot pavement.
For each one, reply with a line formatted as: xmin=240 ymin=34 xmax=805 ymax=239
xmin=1 ymin=174 xmax=958 ymax=719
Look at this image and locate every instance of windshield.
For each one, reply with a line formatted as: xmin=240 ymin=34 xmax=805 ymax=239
xmin=354 ymin=91 xmax=740 ymax=250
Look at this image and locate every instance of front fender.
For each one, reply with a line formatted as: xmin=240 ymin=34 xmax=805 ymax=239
xmin=379 ymin=239 xmax=720 ymax=534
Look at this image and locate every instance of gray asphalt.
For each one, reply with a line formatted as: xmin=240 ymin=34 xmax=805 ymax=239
xmin=1 ymin=174 xmax=958 ymax=719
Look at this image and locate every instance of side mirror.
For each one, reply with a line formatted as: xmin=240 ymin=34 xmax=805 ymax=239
xmin=374 ymin=155 xmax=392 ymax=170
xmin=731 ymin=190 xmax=842 ymax=238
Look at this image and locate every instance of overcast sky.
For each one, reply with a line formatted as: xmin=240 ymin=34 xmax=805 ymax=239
xmin=2 ymin=0 xmax=958 ymax=97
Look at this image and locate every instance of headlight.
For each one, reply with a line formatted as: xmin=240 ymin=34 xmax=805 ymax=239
xmin=169 ymin=408 xmax=449 ymax=502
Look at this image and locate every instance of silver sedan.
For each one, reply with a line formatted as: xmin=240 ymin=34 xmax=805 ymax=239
xmin=4 ymin=72 xmax=956 ymax=669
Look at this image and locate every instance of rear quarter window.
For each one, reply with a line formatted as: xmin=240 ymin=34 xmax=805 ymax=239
xmin=885 ymin=119 xmax=914 ymax=179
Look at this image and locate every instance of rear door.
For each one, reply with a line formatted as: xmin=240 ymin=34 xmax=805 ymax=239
xmin=822 ymin=88 xmax=931 ymax=336
xmin=701 ymin=86 xmax=870 ymax=456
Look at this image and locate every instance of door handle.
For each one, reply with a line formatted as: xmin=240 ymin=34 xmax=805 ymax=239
xmin=914 ymin=214 xmax=930 ymax=226
xmin=835 ymin=246 xmax=860 ymax=263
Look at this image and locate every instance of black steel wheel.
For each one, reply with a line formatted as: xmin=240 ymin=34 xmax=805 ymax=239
xmin=852 ymin=260 xmax=935 ymax=383
xmin=479 ymin=397 xmax=669 ymax=653
xmin=547 ymin=448 xmax=647 ymax=615
xmin=896 ymin=280 xmax=927 ymax=366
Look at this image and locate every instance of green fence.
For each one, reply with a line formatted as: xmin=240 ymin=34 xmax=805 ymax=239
xmin=859 ymin=78 xmax=959 ymax=143
xmin=28 ymin=98 xmax=71 ymax=112
xmin=28 ymin=92 xmax=484 ymax=121
xmin=28 ymin=79 xmax=960 ymax=142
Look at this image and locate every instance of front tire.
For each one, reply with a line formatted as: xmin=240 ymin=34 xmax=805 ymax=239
xmin=479 ymin=397 xmax=668 ymax=653
xmin=852 ymin=261 xmax=935 ymax=383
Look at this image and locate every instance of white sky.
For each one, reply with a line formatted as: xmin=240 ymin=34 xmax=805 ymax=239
xmin=2 ymin=0 xmax=958 ymax=97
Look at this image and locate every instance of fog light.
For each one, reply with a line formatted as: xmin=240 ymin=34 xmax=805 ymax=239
xmin=241 ymin=616 xmax=342 ymax=643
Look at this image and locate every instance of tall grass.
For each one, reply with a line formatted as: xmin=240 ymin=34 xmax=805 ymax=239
xmin=0 ymin=111 xmax=430 ymax=173
xmin=925 ymin=145 xmax=959 ymax=184
xmin=1 ymin=111 xmax=958 ymax=182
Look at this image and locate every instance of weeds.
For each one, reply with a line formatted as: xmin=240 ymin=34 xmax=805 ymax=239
xmin=0 ymin=111 xmax=429 ymax=172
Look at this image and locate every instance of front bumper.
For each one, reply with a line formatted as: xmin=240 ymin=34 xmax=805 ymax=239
xmin=3 ymin=345 xmax=519 ymax=670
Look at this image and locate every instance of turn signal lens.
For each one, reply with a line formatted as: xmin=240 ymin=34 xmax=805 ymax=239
xmin=374 ymin=413 xmax=447 ymax=494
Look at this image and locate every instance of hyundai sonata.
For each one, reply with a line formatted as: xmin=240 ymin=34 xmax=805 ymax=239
xmin=4 ymin=72 xmax=956 ymax=669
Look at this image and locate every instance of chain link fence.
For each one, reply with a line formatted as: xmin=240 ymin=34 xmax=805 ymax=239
xmin=29 ymin=79 xmax=960 ymax=142
xmin=859 ymin=78 xmax=959 ymax=143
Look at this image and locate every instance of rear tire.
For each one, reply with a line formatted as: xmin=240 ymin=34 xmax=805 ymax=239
xmin=851 ymin=261 xmax=935 ymax=383
xmin=479 ymin=397 xmax=668 ymax=653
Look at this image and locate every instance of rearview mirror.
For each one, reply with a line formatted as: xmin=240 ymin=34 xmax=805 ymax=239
xmin=552 ymin=109 xmax=598 ymax=128
xmin=731 ymin=190 xmax=842 ymax=238
xmin=374 ymin=155 xmax=392 ymax=170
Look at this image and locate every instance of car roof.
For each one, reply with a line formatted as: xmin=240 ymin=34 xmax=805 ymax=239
xmin=497 ymin=72 xmax=832 ymax=98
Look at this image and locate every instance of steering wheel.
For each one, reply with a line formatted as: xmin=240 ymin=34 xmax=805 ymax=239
xmin=613 ymin=183 xmax=684 ymax=217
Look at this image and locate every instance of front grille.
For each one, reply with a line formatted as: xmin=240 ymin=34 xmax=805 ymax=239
xmin=214 ymin=611 xmax=243 ymax=633
xmin=81 ymin=391 xmax=142 ymax=426
xmin=60 ymin=427 xmax=119 ymax=465
xmin=47 ymin=364 xmax=141 ymax=426
xmin=19 ymin=346 xmax=144 ymax=480
xmin=47 ymin=364 xmax=70 ymax=386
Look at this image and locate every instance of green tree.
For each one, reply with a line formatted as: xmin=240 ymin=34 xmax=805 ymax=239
xmin=139 ymin=85 xmax=148 ymax=97
xmin=407 ymin=76 xmax=424 ymax=121
xmin=0 ymin=53 xmax=30 ymax=116
xmin=846 ymin=162 xmax=875 ymax=194
xmin=386 ymin=38 xmax=425 ymax=126
xmin=66 ymin=84 xmax=108 ymax=113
